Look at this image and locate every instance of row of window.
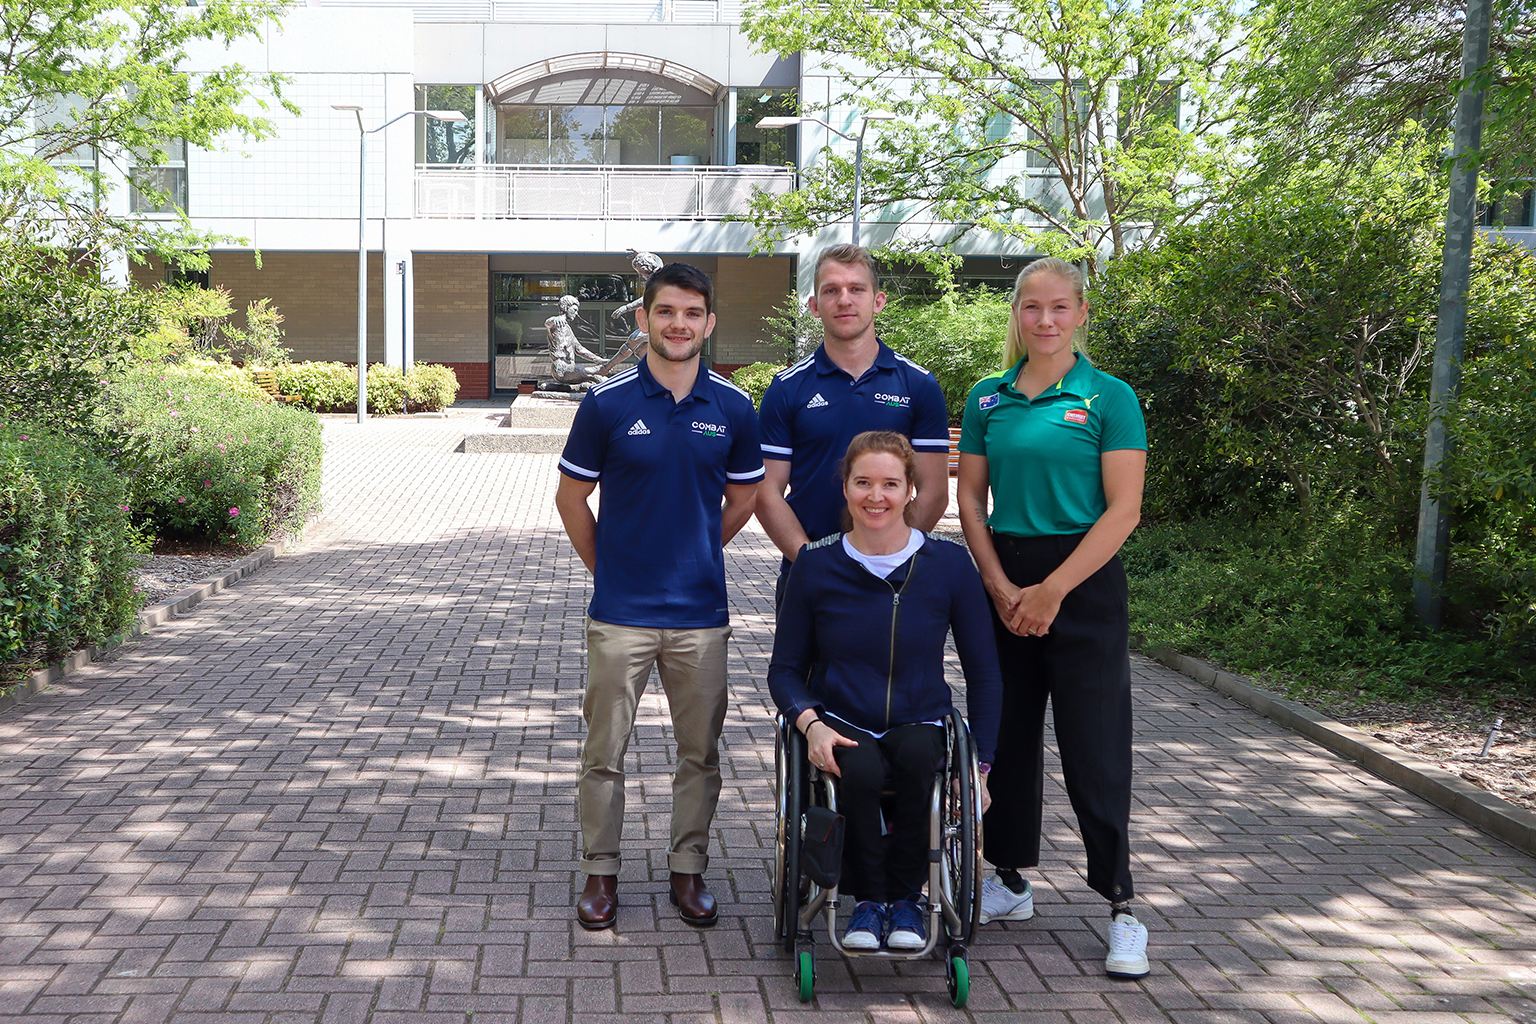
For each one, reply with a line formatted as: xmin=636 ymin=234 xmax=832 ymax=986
xmin=415 ymin=84 xmax=797 ymax=168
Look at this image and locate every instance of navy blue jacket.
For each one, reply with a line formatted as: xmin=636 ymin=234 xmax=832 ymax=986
xmin=768 ymin=533 xmax=1001 ymax=764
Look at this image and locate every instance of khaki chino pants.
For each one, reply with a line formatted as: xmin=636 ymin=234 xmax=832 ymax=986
xmin=579 ymin=617 xmax=731 ymax=876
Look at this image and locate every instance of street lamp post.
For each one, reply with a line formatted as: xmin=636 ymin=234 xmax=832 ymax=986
xmin=332 ymin=105 xmax=467 ymax=423
xmin=757 ymin=113 xmax=895 ymax=246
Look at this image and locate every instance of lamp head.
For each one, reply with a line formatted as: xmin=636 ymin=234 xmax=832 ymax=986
xmin=755 ymin=116 xmax=803 ymax=129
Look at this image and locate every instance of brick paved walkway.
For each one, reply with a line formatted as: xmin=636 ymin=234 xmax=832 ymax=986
xmin=5 ymin=415 xmax=1536 ymax=1024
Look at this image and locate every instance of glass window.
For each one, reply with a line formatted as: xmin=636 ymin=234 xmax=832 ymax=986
xmin=501 ymin=106 xmax=550 ymax=165
xmin=611 ymin=105 xmax=661 ymax=165
xmin=415 ymin=85 xmax=477 ymax=164
xmin=130 ymin=138 xmax=187 ymax=214
xmin=495 ymin=102 xmax=716 ymax=167
xmin=735 ymin=89 xmax=797 ymax=166
xmin=552 ymin=105 xmax=610 ymax=165
xmin=661 ymin=107 xmax=712 ymax=166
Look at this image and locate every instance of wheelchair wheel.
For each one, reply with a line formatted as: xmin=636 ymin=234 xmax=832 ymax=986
xmin=773 ymin=717 xmax=807 ymax=952
xmin=940 ymin=709 xmax=982 ymax=944
xmin=946 ymin=952 xmax=969 ymax=1008
xmin=795 ymin=947 xmax=815 ymax=1002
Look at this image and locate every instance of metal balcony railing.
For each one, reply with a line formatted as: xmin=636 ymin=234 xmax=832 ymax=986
xmin=415 ymin=164 xmax=797 ymax=220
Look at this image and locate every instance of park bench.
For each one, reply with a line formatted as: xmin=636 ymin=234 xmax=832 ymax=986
xmin=250 ymin=369 xmax=299 ymax=404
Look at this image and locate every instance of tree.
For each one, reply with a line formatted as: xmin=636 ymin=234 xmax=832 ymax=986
xmin=0 ymin=0 xmax=294 ymax=264
xmin=740 ymin=0 xmax=1248 ymax=277
xmin=1240 ymin=0 xmax=1536 ymax=195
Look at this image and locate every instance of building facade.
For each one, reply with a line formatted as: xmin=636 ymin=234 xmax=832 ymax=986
xmin=109 ymin=2 xmax=838 ymax=396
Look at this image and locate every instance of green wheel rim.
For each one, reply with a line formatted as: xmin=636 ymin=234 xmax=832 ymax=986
xmin=797 ymin=951 xmax=814 ymax=1002
xmin=949 ymin=956 xmax=969 ymax=1008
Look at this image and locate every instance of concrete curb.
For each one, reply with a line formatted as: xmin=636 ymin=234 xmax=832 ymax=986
xmin=0 ymin=543 xmax=284 ymax=715
xmin=1147 ymin=648 xmax=1536 ymax=857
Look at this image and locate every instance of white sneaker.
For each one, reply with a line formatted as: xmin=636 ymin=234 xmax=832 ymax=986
xmin=978 ymin=875 xmax=1034 ymax=924
xmin=1105 ymin=913 xmax=1150 ymax=978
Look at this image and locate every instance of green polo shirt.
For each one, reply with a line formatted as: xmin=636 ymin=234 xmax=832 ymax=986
xmin=959 ymin=353 xmax=1146 ymax=538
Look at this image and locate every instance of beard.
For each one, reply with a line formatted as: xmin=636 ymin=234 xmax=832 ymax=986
xmin=647 ymin=331 xmax=704 ymax=363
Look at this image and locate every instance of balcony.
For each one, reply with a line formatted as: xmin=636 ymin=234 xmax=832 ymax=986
xmin=415 ymin=164 xmax=797 ymax=221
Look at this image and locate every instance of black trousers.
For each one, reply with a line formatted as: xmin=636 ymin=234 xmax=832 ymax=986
xmin=826 ymin=716 xmax=946 ymax=904
xmin=980 ymin=532 xmax=1135 ymax=903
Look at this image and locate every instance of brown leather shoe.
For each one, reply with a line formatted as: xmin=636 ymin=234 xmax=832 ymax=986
xmin=576 ymin=875 xmax=618 ymax=930
xmin=669 ymin=872 xmax=719 ymax=927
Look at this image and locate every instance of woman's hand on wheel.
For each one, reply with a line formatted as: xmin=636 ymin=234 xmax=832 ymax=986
xmin=804 ymin=720 xmax=857 ymax=778
xmin=1007 ymin=581 xmax=1064 ymax=638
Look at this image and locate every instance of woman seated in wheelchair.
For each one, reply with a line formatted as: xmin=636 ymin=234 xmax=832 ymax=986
xmin=769 ymin=430 xmax=1002 ymax=952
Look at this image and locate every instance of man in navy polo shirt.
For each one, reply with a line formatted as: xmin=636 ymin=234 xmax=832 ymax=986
xmin=555 ymin=263 xmax=764 ymax=932
xmin=756 ymin=244 xmax=950 ymax=600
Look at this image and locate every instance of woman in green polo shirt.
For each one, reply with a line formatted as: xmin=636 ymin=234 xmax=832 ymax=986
xmin=956 ymin=257 xmax=1150 ymax=979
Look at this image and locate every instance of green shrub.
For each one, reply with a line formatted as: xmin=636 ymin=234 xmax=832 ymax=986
xmin=731 ymin=362 xmax=783 ymax=409
xmin=0 ymin=228 xmax=146 ymax=439
xmin=1124 ymin=514 xmax=1535 ymax=700
xmin=155 ymin=359 xmax=271 ymax=404
xmin=271 ymin=361 xmax=459 ymax=413
xmin=877 ymin=289 xmax=1010 ymax=423
xmin=0 ymin=422 xmax=143 ymax=672
xmin=407 ymin=363 xmax=460 ymax=411
xmin=271 ymin=361 xmax=355 ymax=411
xmin=226 ymin=298 xmax=290 ymax=366
xmin=113 ymin=367 xmax=323 ymax=546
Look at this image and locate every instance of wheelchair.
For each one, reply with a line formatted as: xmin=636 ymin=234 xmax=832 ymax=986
xmin=770 ymin=707 xmax=984 ymax=1007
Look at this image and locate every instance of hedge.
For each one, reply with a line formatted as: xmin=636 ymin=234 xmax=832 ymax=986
xmin=113 ymin=367 xmax=324 ymax=547
xmin=0 ymin=423 xmax=142 ymax=672
xmin=270 ymin=362 xmax=460 ymax=413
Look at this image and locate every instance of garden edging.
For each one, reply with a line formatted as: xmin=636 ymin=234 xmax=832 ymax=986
xmin=0 ymin=541 xmax=286 ymax=715
xmin=1147 ymin=648 xmax=1536 ymax=858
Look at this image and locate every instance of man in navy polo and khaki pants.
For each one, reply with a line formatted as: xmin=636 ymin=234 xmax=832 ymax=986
xmin=555 ymin=263 xmax=764 ymax=931
xmin=756 ymin=244 xmax=951 ymax=597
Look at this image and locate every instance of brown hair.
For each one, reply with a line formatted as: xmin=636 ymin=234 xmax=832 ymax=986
xmin=840 ymin=431 xmax=918 ymax=530
xmin=814 ymin=243 xmax=881 ymax=292
xmin=1003 ymin=257 xmax=1087 ymax=368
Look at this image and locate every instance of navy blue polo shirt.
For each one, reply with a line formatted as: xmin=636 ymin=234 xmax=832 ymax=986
xmin=559 ymin=359 xmax=765 ymax=629
xmin=758 ymin=341 xmax=950 ymax=543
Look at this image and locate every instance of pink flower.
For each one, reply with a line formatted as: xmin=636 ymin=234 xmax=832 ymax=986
xmin=229 ymin=507 xmax=240 ymax=517
xmin=169 ymin=410 xmax=179 ymax=417
xmin=177 ymin=496 xmax=186 ymax=503
xmin=216 ymin=443 xmax=226 ymax=450
xmin=203 ymin=480 xmax=212 ymax=487
xmin=120 ymin=505 xmax=129 ymax=512
xmin=189 ymin=426 xmax=199 ymax=433
xmin=19 ymin=434 xmax=27 ymax=441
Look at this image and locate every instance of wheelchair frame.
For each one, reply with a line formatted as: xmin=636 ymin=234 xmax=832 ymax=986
xmin=770 ymin=708 xmax=983 ymax=1006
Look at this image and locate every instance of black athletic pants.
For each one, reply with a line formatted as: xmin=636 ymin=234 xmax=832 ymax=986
xmin=826 ymin=715 xmax=946 ymax=904
xmin=980 ymin=531 xmax=1135 ymax=904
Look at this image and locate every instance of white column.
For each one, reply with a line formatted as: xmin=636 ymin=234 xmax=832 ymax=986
xmin=725 ymin=88 xmax=738 ymax=166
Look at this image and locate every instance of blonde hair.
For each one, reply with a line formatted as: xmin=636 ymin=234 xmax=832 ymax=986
xmin=1003 ymin=257 xmax=1087 ymax=369
xmin=840 ymin=431 xmax=918 ymax=530
xmin=814 ymin=243 xmax=881 ymax=292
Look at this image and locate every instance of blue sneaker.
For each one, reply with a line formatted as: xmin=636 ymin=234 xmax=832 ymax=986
xmin=885 ymin=895 xmax=927 ymax=951
xmin=842 ymin=901 xmax=887 ymax=950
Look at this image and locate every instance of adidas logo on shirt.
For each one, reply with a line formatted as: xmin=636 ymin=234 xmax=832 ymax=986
xmin=806 ymin=393 xmax=829 ymax=409
xmin=628 ymin=419 xmax=651 ymax=436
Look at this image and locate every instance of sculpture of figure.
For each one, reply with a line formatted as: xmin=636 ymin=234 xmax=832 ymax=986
xmin=598 ymin=248 xmax=665 ymax=375
xmin=546 ymin=295 xmax=609 ymax=390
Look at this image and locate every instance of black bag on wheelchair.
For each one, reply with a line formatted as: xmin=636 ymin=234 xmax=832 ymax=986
xmin=800 ymin=806 xmax=845 ymax=888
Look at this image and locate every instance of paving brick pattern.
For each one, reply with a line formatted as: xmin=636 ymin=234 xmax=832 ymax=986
xmin=4 ymin=416 xmax=1536 ymax=1024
